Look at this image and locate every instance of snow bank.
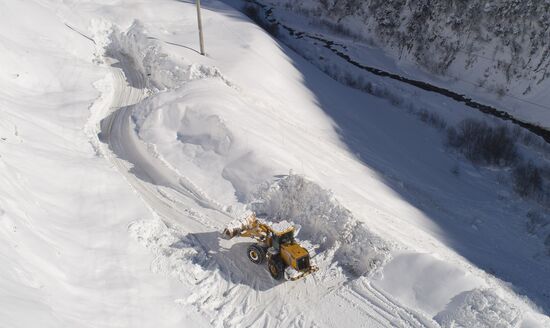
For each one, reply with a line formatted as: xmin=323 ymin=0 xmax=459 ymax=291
xmin=373 ymin=252 xmax=485 ymax=317
xmin=127 ymin=76 xmax=276 ymax=206
xmin=99 ymin=19 xmax=236 ymax=93
xmin=128 ymin=219 xmax=211 ymax=281
xmin=104 ymin=21 xmax=189 ymax=91
xmin=268 ymin=220 xmax=294 ymax=233
xmin=175 ymin=108 xmax=234 ymax=156
xmin=371 ymin=252 xmax=542 ymax=327
xmin=250 ymin=174 xmax=391 ymax=277
xmin=435 ymin=289 xmax=522 ymax=328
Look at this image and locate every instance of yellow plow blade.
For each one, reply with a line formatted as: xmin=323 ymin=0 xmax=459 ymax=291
xmin=287 ymin=265 xmax=318 ymax=281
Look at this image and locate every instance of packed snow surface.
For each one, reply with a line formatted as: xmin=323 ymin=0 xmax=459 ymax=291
xmin=0 ymin=0 xmax=549 ymax=327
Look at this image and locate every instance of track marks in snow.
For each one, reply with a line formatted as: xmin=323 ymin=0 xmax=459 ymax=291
xmin=128 ymin=217 xmax=302 ymax=327
xmin=352 ymin=281 xmax=438 ymax=328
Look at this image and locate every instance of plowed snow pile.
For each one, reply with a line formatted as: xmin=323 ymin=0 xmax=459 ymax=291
xmin=105 ymin=22 xmax=188 ymax=90
xmin=251 ymin=174 xmax=391 ymax=277
xmin=435 ymin=289 xmax=522 ymax=328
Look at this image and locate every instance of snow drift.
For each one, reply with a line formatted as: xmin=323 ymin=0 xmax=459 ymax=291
xmin=434 ymin=289 xmax=522 ymax=328
xmin=104 ymin=21 xmax=189 ymax=91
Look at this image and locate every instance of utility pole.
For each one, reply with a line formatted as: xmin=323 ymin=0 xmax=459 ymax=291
xmin=196 ymin=0 xmax=205 ymax=55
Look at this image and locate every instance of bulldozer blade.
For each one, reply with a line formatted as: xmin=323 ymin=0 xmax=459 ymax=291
xmin=221 ymin=228 xmax=239 ymax=239
xmin=287 ymin=265 xmax=319 ymax=281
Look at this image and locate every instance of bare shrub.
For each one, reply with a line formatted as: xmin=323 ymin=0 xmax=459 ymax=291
xmin=447 ymin=119 xmax=518 ymax=166
xmin=242 ymin=4 xmax=279 ymax=36
xmin=243 ymin=4 xmax=260 ymax=21
xmin=513 ymin=161 xmax=543 ymax=197
xmin=541 ymin=165 xmax=550 ymax=181
xmin=264 ymin=22 xmax=279 ymax=36
xmin=526 ymin=210 xmax=548 ymax=235
xmin=316 ymin=17 xmax=357 ymax=38
xmin=415 ymin=109 xmax=447 ymax=130
xmin=372 ymin=86 xmax=403 ymax=106
xmin=344 ymin=71 xmax=360 ymax=88
xmin=521 ymin=132 xmax=550 ymax=159
xmin=361 ymin=80 xmax=373 ymax=94
xmin=451 ymin=164 xmax=460 ymax=177
xmin=495 ymin=85 xmax=507 ymax=99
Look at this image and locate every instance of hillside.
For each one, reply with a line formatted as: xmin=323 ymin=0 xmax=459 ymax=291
xmin=263 ymin=0 xmax=550 ymax=128
xmin=0 ymin=0 xmax=549 ymax=327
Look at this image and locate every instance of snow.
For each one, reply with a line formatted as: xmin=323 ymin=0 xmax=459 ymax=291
xmin=0 ymin=2 xmax=199 ymax=326
xmin=262 ymin=0 xmax=550 ymax=129
xmin=1 ymin=0 xmax=549 ymax=327
xmin=374 ymin=253 xmax=486 ymax=317
xmin=269 ymin=220 xmax=294 ymax=233
xmin=251 ymin=175 xmax=391 ymax=277
xmin=434 ymin=289 xmax=522 ymax=328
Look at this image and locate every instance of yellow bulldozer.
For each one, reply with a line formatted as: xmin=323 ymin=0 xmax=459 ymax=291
xmin=222 ymin=213 xmax=318 ymax=281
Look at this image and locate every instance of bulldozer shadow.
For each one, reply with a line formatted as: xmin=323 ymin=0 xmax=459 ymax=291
xmin=183 ymin=231 xmax=284 ymax=291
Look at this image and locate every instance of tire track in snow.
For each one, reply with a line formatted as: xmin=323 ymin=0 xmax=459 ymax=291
xmin=352 ymin=281 xmax=439 ymax=328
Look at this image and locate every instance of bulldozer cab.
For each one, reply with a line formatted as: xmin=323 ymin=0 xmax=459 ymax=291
xmin=271 ymin=230 xmax=294 ymax=251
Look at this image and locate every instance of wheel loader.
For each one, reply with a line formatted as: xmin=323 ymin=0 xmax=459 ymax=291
xmin=222 ymin=213 xmax=318 ymax=281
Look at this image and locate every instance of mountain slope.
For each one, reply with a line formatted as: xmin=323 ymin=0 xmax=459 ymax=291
xmin=0 ymin=0 xmax=549 ymax=327
xmin=260 ymin=0 xmax=550 ymax=128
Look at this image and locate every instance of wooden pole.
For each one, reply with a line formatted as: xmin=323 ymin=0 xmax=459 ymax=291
xmin=196 ymin=0 xmax=205 ymax=55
